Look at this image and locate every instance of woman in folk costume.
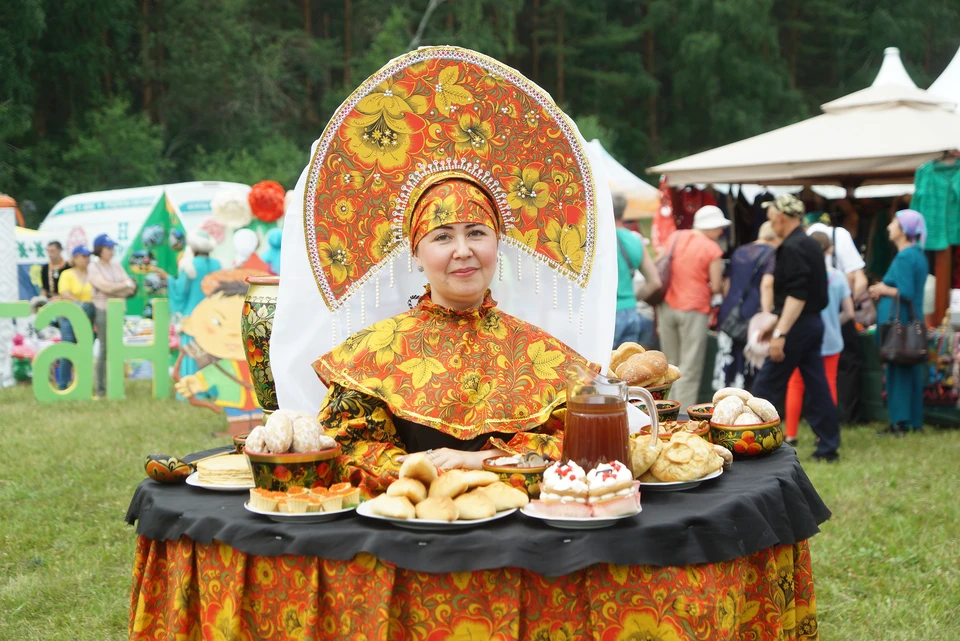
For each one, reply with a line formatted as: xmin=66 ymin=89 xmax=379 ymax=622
xmin=271 ymin=46 xmax=631 ymax=497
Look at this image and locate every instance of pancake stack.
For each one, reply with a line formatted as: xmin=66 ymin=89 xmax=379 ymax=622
xmin=196 ymin=454 xmax=254 ymax=486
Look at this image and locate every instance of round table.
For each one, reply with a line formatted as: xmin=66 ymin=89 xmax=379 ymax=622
xmin=126 ymin=446 xmax=829 ymax=640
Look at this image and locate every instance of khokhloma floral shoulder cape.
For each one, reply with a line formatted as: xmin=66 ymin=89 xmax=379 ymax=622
xmin=314 ymin=289 xmax=597 ymax=496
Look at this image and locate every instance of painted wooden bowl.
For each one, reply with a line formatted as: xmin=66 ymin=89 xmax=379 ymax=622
xmin=144 ymin=454 xmax=192 ymax=484
xmin=482 ymin=458 xmax=550 ymax=498
xmin=233 ymin=433 xmax=250 ymax=454
xmin=632 ymin=399 xmax=681 ymax=423
xmin=642 ymin=382 xmax=673 ymax=401
xmin=709 ymin=419 xmax=783 ymax=459
xmin=686 ymin=403 xmax=715 ymax=422
xmin=244 ymin=446 xmax=341 ymax=491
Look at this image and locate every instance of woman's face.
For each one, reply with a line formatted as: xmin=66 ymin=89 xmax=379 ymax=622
xmin=73 ymin=255 xmax=90 ymax=269
xmin=414 ymin=222 xmax=498 ymax=310
xmin=99 ymin=246 xmax=114 ymax=262
xmin=887 ymin=218 xmax=904 ymax=243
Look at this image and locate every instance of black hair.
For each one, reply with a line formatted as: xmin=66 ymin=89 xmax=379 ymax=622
xmin=211 ymin=280 xmax=249 ymax=298
xmin=48 ymin=241 xmax=62 ymax=250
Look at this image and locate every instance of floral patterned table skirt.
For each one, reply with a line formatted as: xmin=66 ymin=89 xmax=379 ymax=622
xmin=129 ymin=535 xmax=818 ymax=641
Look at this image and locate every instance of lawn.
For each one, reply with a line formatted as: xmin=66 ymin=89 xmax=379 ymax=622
xmin=1 ymin=381 xmax=958 ymax=640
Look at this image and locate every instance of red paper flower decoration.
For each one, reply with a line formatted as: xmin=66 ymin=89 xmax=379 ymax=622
xmin=248 ymin=181 xmax=286 ymax=223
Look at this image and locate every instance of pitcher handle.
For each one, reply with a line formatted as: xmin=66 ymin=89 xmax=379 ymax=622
xmin=627 ymin=386 xmax=659 ymax=447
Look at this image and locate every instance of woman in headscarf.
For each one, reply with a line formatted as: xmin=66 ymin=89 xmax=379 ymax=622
xmin=869 ymin=209 xmax=929 ymax=435
xmin=271 ymin=47 xmax=625 ymax=498
xmin=313 ymin=177 xmax=597 ymax=495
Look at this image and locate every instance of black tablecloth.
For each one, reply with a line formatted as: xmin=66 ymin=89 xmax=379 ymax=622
xmin=126 ymin=446 xmax=830 ymax=576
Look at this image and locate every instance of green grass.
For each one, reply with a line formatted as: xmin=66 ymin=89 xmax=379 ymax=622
xmin=1 ymin=382 xmax=959 ymax=640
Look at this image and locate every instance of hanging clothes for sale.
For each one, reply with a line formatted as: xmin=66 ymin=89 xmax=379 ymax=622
xmin=671 ymin=186 xmax=717 ymax=230
xmin=911 ymin=160 xmax=960 ymax=251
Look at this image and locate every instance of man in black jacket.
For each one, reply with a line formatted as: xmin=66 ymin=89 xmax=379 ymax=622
xmin=754 ymin=195 xmax=840 ymax=462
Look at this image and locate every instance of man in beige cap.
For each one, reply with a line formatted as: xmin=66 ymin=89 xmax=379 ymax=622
xmin=756 ymin=194 xmax=840 ymax=462
xmin=659 ymin=205 xmax=729 ymax=409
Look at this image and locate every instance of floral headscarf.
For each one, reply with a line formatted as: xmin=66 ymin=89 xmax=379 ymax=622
xmin=408 ymin=178 xmax=500 ymax=250
xmin=895 ymin=209 xmax=927 ymax=248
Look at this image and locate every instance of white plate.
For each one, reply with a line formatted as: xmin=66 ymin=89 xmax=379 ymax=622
xmin=356 ymin=501 xmax=517 ymax=530
xmin=244 ymin=501 xmax=355 ymax=523
xmin=519 ymin=504 xmax=641 ymax=529
xmin=637 ymin=467 xmax=723 ymax=492
xmin=185 ymin=471 xmax=254 ymax=492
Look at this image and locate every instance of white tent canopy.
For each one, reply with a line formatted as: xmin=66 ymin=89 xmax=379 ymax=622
xmin=650 ymin=48 xmax=960 ymax=186
xmin=929 ymin=45 xmax=960 ymax=114
xmin=586 ymin=139 xmax=660 ymax=219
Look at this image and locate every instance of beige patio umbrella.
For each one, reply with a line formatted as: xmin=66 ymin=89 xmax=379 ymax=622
xmin=929 ymin=45 xmax=960 ymax=114
xmin=649 ymin=48 xmax=960 ymax=186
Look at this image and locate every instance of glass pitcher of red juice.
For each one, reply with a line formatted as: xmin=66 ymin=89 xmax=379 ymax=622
xmin=562 ymin=363 xmax=660 ymax=470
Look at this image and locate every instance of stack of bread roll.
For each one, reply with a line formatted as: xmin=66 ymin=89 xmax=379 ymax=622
xmin=609 ymin=342 xmax=682 ymax=387
xmin=710 ymin=388 xmax=779 ymax=425
xmin=364 ymin=453 xmax=530 ymax=521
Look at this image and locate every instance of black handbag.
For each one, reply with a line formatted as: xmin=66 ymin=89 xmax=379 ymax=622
xmin=878 ymin=295 xmax=927 ymax=365
xmin=718 ymin=247 xmax=773 ymax=343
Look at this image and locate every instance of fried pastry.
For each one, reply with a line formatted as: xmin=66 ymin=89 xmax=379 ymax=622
xmin=460 ymin=470 xmax=499 ymax=488
xmin=367 ymin=495 xmax=416 ymax=519
xmin=712 ymin=444 xmax=734 ymax=468
xmin=453 ymin=490 xmax=497 ymax=520
xmin=618 ymin=350 xmax=668 ymax=386
xmin=415 ymin=496 xmax=459 ymax=521
xmin=651 ymin=432 xmax=723 ymax=482
xmin=628 ymin=433 xmax=662 ymax=478
xmin=475 ymin=482 xmax=529 ymax=510
xmin=399 ymin=453 xmax=439 ymax=485
xmin=386 ymin=478 xmax=427 ymax=504
xmin=662 ymin=364 xmax=682 ymax=383
xmin=428 ymin=470 xmax=469 ymax=499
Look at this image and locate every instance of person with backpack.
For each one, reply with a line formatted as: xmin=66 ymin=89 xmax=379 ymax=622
xmin=613 ymin=193 xmax=661 ymax=348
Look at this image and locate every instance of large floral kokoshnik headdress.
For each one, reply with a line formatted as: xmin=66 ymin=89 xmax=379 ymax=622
xmin=303 ymin=45 xmax=598 ymax=311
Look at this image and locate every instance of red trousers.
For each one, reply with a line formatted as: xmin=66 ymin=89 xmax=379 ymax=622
xmin=785 ymin=352 xmax=840 ymax=438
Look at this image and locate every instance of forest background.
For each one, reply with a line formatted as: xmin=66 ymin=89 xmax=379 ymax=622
xmin=2 ymin=0 xmax=959 ymax=228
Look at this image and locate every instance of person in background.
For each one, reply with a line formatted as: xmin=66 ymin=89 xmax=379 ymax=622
xmin=613 ymin=193 xmax=661 ymax=347
xmin=714 ymin=221 xmax=778 ymax=391
xmin=784 ymin=231 xmax=854 ymax=446
xmin=869 ymin=209 xmax=929 ymax=436
xmin=40 ymin=241 xmax=66 ymax=298
xmin=54 ymin=246 xmax=94 ymax=390
xmin=804 ymin=208 xmax=867 ymax=425
xmin=87 ymin=234 xmax=137 ymax=399
xmin=262 ymin=227 xmax=283 ymax=275
xmin=754 ymin=194 xmax=840 ymax=462
xmin=233 ymin=228 xmax=271 ymax=272
xmin=659 ymin=205 xmax=728 ymax=409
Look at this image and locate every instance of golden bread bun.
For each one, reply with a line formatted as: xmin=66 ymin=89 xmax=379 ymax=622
xmin=610 ymin=342 xmax=645 ymax=374
xmin=414 ymin=496 xmax=459 ymax=521
xmin=367 ymin=495 xmax=416 ymax=519
xmin=475 ymin=482 xmax=529 ymax=510
xmin=460 ymin=470 xmax=499 ymax=489
xmin=399 ymin=453 xmax=439 ymax=485
xmin=386 ymin=478 xmax=427 ymax=504
xmin=618 ymin=350 xmax=668 ymax=386
xmin=663 ymin=364 xmax=682 ymax=383
xmin=428 ymin=470 xmax=469 ymax=499
xmin=453 ymin=490 xmax=497 ymax=520
xmin=638 ymin=470 xmax=661 ymax=483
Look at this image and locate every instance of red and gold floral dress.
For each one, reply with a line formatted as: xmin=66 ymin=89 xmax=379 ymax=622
xmin=314 ymin=288 xmax=597 ymax=497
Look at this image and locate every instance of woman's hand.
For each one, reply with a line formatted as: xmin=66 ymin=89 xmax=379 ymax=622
xmin=397 ymin=448 xmax=493 ymax=471
xmin=868 ymin=282 xmax=896 ymax=301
